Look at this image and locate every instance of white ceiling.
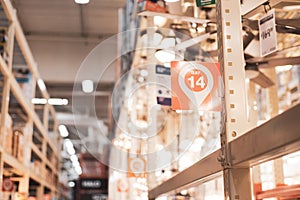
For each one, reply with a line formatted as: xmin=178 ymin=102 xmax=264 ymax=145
xmin=12 ymin=0 xmax=126 ymax=84
xmin=11 ymin=0 xmax=126 ymax=130
xmin=13 ymin=0 xmax=126 ymax=38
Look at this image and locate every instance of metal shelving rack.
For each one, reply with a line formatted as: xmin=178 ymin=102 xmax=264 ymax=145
xmin=148 ymin=0 xmax=300 ymax=199
xmin=0 ymin=0 xmax=61 ymax=199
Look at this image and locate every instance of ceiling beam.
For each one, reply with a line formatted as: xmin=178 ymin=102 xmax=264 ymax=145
xmin=56 ymin=113 xmax=107 ymax=128
xmin=25 ymin=31 xmax=113 ymax=43
xmin=49 ymin=90 xmax=111 ymax=97
xmin=79 ymin=5 xmax=87 ymax=38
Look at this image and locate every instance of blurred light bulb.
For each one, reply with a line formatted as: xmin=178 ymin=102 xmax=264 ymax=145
xmin=82 ymin=80 xmax=94 ymax=93
xmin=75 ymin=0 xmax=89 ymax=4
xmin=164 ymin=0 xmax=180 ymax=2
xmin=155 ymin=50 xmax=175 ymax=63
xmin=59 ymin=125 xmax=69 ymax=137
xmin=68 ymin=181 xmax=75 ymax=188
xmin=154 ymin=16 xmax=167 ymax=27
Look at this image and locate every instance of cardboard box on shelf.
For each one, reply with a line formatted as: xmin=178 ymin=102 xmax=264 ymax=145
xmin=32 ymin=160 xmax=43 ymax=176
xmin=13 ymin=68 xmax=34 ymax=101
xmin=12 ymin=130 xmax=23 ymax=158
xmin=13 ymin=123 xmax=31 ymax=165
xmin=1 ymin=114 xmax=13 ymax=154
xmin=43 ymin=194 xmax=51 ymax=200
xmin=27 ymin=197 xmax=37 ymax=200
xmin=17 ymin=133 xmax=24 ymax=163
xmin=138 ymin=0 xmax=167 ymax=13
xmin=3 ymin=129 xmax=12 ymax=154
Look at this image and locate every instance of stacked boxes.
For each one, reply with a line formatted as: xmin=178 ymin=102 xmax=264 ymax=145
xmin=12 ymin=123 xmax=31 ymax=164
xmin=80 ymin=153 xmax=109 ymax=178
xmin=1 ymin=114 xmax=13 ymax=154
xmin=30 ymin=160 xmax=44 ymax=177
xmin=138 ymin=0 xmax=167 ymax=13
xmin=13 ymin=68 xmax=34 ymax=101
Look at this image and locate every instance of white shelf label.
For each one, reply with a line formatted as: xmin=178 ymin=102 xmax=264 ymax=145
xmin=259 ymin=9 xmax=277 ymax=57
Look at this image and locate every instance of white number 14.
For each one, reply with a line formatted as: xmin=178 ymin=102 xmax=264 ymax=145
xmin=187 ymin=76 xmax=206 ymax=89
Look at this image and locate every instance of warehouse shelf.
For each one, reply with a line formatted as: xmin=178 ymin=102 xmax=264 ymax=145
xmin=113 ymin=0 xmax=300 ymax=199
xmin=137 ymin=11 xmax=210 ymax=24
xmin=149 ymin=103 xmax=300 ymax=199
xmin=0 ymin=0 xmax=61 ymax=199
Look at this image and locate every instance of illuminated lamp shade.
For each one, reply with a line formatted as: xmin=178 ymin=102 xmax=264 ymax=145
xmin=58 ymin=124 xmax=69 ymax=137
xmin=140 ymin=31 xmax=163 ymax=46
xmin=154 ymin=16 xmax=167 ymax=27
xmin=155 ymin=36 xmax=176 ymax=62
xmin=74 ymin=0 xmax=89 ymax=4
xmin=155 ymin=49 xmax=175 ymax=63
xmin=82 ymin=80 xmax=94 ymax=93
xmin=160 ymin=37 xmax=176 ymax=49
xmin=37 ymin=79 xmax=46 ymax=91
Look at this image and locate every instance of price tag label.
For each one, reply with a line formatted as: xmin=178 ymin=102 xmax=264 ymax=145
xmin=259 ymin=9 xmax=277 ymax=57
xmin=156 ymin=65 xmax=171 ymax=106
xmin=171 ymin=61 xmax=221 ymax=111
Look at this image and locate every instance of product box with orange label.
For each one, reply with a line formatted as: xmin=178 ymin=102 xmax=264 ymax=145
xmin=138 ymin=0 xmax=167 ymax=13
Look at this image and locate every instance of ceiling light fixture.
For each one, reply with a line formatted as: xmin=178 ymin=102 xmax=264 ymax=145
xmin=75 ymin=165 xmax=82 ymax=175
xmin=155 ymin=36 xmax=177 ymax=63
xmin=64 ymin=139 xmax=76 ymax=155
xmin=154 ymin=16 xmax=167 ymax=27
xmin=70 ymin=155 xmax=78 ymax=162
xmin=68 ymin=181 xmax=75 ymax=188
xmin=164 ymin=0 xmax=180 ymax=3
xmin=58 ymin=125 xmax=69 ymax=137
xmin=31 ymin=98 xmax=69 ymax=105
xmin=48 ymin=98 xmax=69 ymax=105
xmin=31 ymin=98 xmax=47 ymax=105
xmin=37 ymin=79 xmax=46 ymax=91
xmin=140 ymin=31 xmax=163 ymax=46
xmin=82 ymin=80 xmax=94 ymax=93
xmin=282 ymin=5 xmax=300 ymax=11
xmin=155 ymin=49 xmax=176 ymax=63
xmin=74 ymin=0 xmax=90 ymax=4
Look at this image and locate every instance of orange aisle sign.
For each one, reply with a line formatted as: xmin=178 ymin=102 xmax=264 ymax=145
xmin=2 ymin=178 xmax=14 ymax=192
xmin=127 ymin=157 xmax=146 ymax=178
xmin=171 ymin=61 xmax=221 ymax=111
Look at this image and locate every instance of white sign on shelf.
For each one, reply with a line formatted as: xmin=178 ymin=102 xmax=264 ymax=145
xmin=259 ymin=9 xmax=277 ymax=57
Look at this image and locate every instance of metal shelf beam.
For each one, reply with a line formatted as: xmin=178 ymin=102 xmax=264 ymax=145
xmin=231 ymin=104 xmax=300 ymax=167
xmin=148 ymin=103 xmax=300 ymax=199
xmin=149 ymin=150 xmax=222 ymax=200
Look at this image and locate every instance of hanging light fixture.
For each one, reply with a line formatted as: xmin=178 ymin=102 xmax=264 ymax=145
xmin=155 ymin=49 xmax=176 ymax=63
xmin=140 ymin=30 xmax=163 ymax=46
xmin=74 ymin=0 xmax=90 ymax=4
xmin=154 ymin=16 xmax=167 ymax=27
xmin=155 ymin=36 xmax=176 ymax=63
xmin=164 ymin=0 xmax=180 ymax=3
